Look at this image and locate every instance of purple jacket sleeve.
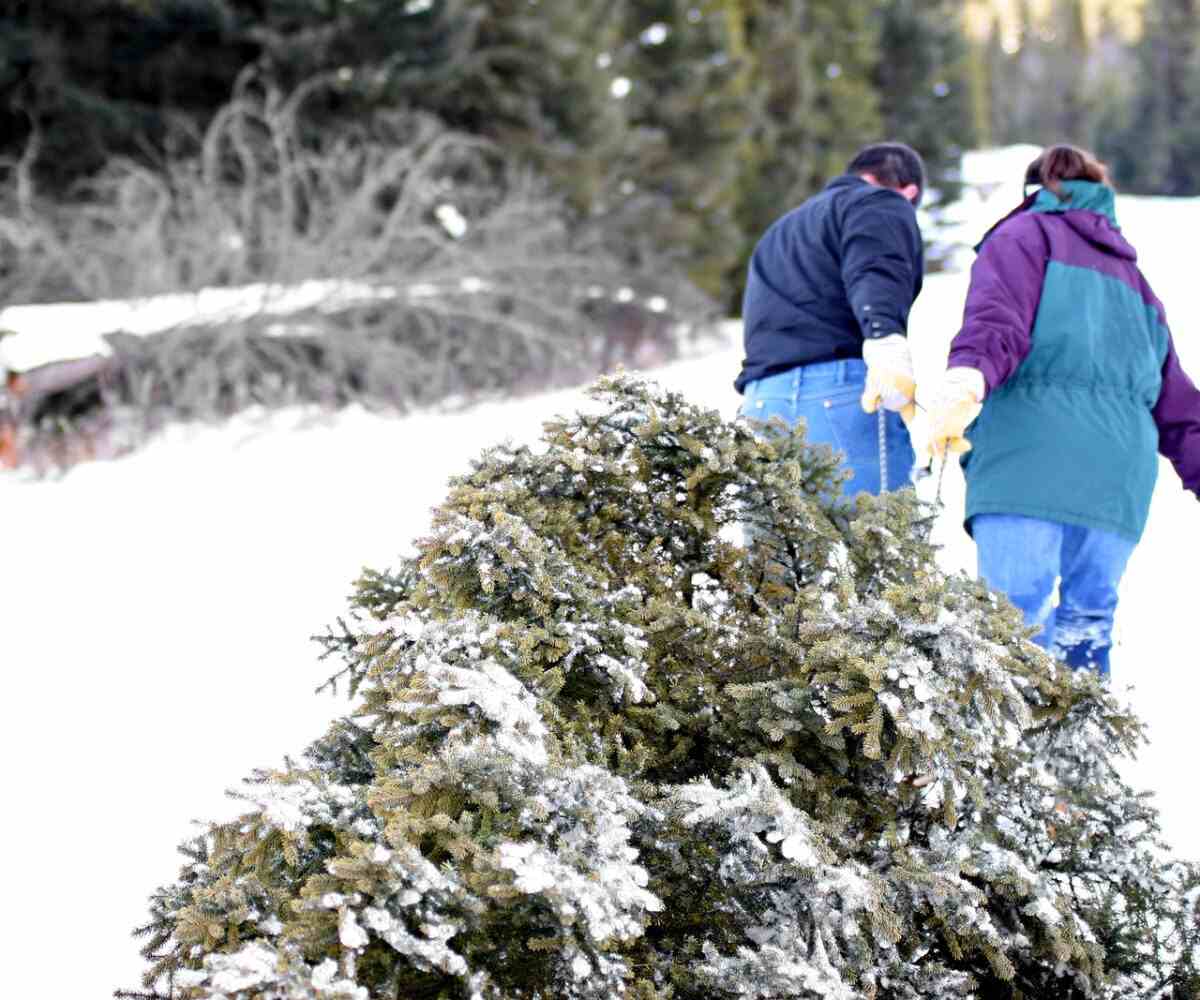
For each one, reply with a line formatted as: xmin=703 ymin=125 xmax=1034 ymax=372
xmin=947 ymin=221 xmax=1048 ymax=395
xmin=1152 ymin=334 xmax=1200 ymax=496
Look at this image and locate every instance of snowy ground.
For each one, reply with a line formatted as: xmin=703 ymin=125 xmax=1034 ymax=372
xmin=1 ymin=155 xmax=1198 ymax=998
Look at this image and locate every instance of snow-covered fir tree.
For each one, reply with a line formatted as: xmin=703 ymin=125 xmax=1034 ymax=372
xmin=125 ymin=375 xmax=1199 ymax=1000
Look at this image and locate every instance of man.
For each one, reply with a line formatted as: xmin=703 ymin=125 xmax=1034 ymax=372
xmin=735 ymin=142 xmax=925 ymax=496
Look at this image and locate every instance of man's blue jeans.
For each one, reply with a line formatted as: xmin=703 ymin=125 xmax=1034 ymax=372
xmin=739 ymin=360 xmax=916 ymax=497
xmin=973 ymin=513 xmax=1136 ymax=678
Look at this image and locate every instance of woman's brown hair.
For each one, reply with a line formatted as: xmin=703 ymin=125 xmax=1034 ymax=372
xmin=1024 ymin=144 xmax=1112 ymax=198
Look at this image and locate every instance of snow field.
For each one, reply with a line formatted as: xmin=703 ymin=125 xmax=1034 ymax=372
xmin=0 ymin=167 xmax=1197 ymax=998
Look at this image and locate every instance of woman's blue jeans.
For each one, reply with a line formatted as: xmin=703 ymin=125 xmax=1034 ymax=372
xmin=972 ymin=513 xmax=1136 ymax=679
xmin=739 ymin=360 xmax=917 ymax=497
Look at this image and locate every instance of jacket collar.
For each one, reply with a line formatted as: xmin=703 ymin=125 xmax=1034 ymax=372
xmin=1029 ymin=181 xmax=1135 ymax=260
xmin=975 ymin=182 xmax=1134 ymax=261
xmin=827 ymin=174 xmax=917 ymax=208
xmin=1028 ymin=180 xmax=1119 ymax=227
xmin=826 ymin=174 xmax=870 ymax=192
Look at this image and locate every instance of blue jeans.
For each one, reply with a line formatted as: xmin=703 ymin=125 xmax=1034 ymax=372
xmin=973 ymin=513 xmax=1136 ymax=678
xmin=739 ymin=360 xmax=917 ymax=496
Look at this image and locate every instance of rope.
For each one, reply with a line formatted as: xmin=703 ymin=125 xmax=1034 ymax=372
xmin=881 ymin=403 xmax=949 ymax=543
xmin=878 ymin=408 xmax=888 ymax=494
xmin=922 ymin=449 xmax=950 ymax=544
xmin=934 ymin=450 xmax=948 ymax=508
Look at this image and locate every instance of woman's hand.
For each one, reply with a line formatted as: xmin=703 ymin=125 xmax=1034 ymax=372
xmin=926 ymin=367 xmax=986 ymax=458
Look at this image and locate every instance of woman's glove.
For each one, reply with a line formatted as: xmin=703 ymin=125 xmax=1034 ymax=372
xmin=926 ymin=367 xmax=986 ymax=458
xmin=861 ymin=334 xmax=916 ymax=422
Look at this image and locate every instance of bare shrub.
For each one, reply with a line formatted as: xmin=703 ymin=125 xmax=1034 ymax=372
xmin=0 ymin=78 xmax=718 ymax=470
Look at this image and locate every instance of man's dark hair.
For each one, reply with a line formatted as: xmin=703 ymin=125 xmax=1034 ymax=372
xmin=847 ymin=142 xmax=926 ymax=206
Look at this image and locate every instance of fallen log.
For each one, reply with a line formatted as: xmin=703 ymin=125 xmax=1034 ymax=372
xmin=1 ymin=349 xmax=116 ymax=468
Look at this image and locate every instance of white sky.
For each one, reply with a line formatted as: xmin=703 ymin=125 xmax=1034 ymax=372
xmin=0 ymin=148 xmax=1196 ymax=998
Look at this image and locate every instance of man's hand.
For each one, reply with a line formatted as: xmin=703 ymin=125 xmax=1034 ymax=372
xmin=926 ymin=367 xmax=986 ymax=458
xmin=861 ymin=333 xmax=916 ymax=421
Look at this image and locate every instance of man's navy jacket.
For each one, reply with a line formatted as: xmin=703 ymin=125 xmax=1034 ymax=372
xmin=735 ymin=175 xmax=924 ymax=393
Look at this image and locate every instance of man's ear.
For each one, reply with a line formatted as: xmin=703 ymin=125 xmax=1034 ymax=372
xmin=899 ymin=183 xmax=920 ymax=204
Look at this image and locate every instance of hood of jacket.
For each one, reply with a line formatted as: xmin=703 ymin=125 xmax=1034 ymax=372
xmin=1028 ymin=180 xmax=1137 ymax=260
xmin=975 ymin=181 xmax=1137 ymax=261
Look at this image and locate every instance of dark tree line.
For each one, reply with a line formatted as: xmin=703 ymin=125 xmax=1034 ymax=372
xmin=975 ymin=0 xmax=1200 ymax=196
xmin=1 ymin=0 xmax=977 ymax=307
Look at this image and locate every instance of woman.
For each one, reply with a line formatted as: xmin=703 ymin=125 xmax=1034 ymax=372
xmin=926 ymin=144 xmax=1200 ymax=678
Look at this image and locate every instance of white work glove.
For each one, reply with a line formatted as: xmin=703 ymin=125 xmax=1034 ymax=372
xmin=861 ymin=333 xmax=916 ymax=422
xmin=925 ymin=367 xmax=986 ymax=459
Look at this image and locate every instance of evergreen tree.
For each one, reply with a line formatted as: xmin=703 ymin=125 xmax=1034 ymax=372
xmin=975 ymin=0 xmax=1198 ymax=195
xmin=234 ymin=0 xmax=464 ymax=87
xmin=0 ymin=0 xmax=253 ymax=191
xmin=248 ymin=0 xmax=754 ymax=305
xmin=729 ymin=0 xmax=882 ymax=312
xmin=964 ymin=21 xmax=993 ymax=150
xmin=1004 ymin=0 xmax=1096 ymax=147
xmin=982 ymin=0 xmax=1062 ymax=148
xmin=1052 ymin=0 xmax=1093 ymax=143
xmin=0 ymin=1 xmax=618 ymax=198
xmin=2 ymin=0 xmax=730 ymax=309
xmin=1011 ymin=0 xmax=1055 ymax=144
xmin=125 ymin=375 xmax=1200 ymax=999
xmin=1179 ymin=31 xmax=1200 ymax=185
xmin=1090 ymin=5 xmax=1141 ymax=185
xmin=872 ymin=0 xmax=977 ymax=217
xmin=462 ymin=2 xmax=629 ymax=213
xmin=982 ymin=12 xmax=1017 ymax=147
xmin=1116 ymin=0 xmax=1200 ymax=194
xmin=598 ymin=1 xmax=750 ymax=299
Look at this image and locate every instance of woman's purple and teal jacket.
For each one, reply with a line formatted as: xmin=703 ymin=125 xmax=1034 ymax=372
xmin=950 ymin=180 xmax=1200 ymax=542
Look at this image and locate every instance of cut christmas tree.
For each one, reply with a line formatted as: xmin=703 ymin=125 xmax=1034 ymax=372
xmin=124 ymin=375 xmax=1199 ymax=1000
